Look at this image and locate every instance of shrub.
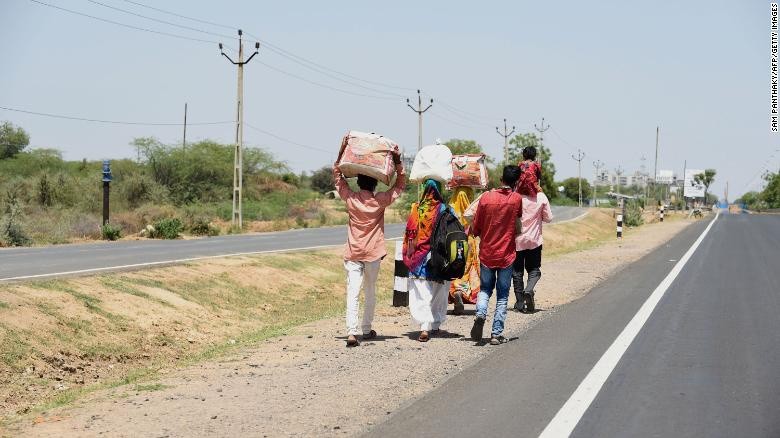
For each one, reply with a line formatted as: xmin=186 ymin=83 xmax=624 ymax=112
xmin=623 ymin=199 xmax=644 ymax=227
xmin=189 ymin=217 xmax=219 ymax=236
xmin=37 ymin=173 xmax=54 ymax=207
xmin=1 ymin=199 xmax=31 ymax=247
xmin=101 ymin=223 xmax=122 ymax=241
xmin=310 ymin=166 xmax=334 ymax=194
xmin=148 ymin=218 xmax=183 ymax=239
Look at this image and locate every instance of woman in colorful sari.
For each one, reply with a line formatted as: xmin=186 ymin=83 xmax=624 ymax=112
xmin=403 ymin=179 xmax=451 ymax=342
xmin=448 ymin=186 xmax=481 ymax=314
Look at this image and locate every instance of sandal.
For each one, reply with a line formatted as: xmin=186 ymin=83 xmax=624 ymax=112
xmin=362 ymin=330 xmax=377 ymax=340
xmin=346 ymin=335 xmax=360 ymax=348
xmin=489 ymin=336 xmax=507 ymax=345
xmin=418 ymin=331 xmax=429 ymax=342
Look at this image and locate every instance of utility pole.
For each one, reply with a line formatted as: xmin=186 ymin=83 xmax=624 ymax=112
xmin=592 ymin=160 xmax=603 ymax=206
xmin=682 ymin=159 xmax=687 ymax=210
xmin=496 ymin=118 xmax=515 ymax=163
xmin=406 ymin=89 xmax=433 ymax=153
xmin=534 ymin=117 xmax=551 ymax=167
xmin=571 ymin=149 xmax=585 ymax=207
xmin=615 ymin=165 xmax=624 ymax=195
xmin=653 ymin=125 xmax=659 ymax=203
xmin=219 ymin=30 xmax=260 ymax=229
xmin=182 ymin=102 xmax=188 ymax=151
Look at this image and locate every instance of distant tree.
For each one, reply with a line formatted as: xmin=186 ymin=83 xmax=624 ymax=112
xmin=507 ymin=133 xmax=556 ymax=196
xmin=735 ymin=191 xmax=760 ymax=207
xmin=445 ymin=139 xmax=484 ymax=155
xmin=693 ymin=169 xmax=716 ymax=204
xmin=761 ymin=171 xmax=780 ymax=208
xmin=310 ymin=166 xmax=334 ymax=194
xmin=561 ymin=177 xmax=592 ymax=203
xmin=0 ymin=122 xmax=30 ymax=159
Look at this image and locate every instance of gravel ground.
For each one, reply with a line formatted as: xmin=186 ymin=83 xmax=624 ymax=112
xmin=14 ymin=217 xmax=696 ymax=438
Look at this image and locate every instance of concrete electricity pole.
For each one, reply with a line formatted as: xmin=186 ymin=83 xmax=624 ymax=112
xmin=653 ymin=125 xmax=659 ymax=202
xmin=592 ymin=160 xmax=604 ymax=206
xmin=496 ymin=118 xmax=516 ymax=163
xmin=406 ymin=89 xmax=433 ymax=153
xmin=182 ymin=102 xmax=188 ymax=151
xmin=572 ymin=149 xmax=585 ymax=207
xmin=615 ymin=165 xmax=624 ymax=195
xmin=534 ymin=117 xmax=551 ymax=167
xmin=219 ymin=30 xmax=260 ymax=228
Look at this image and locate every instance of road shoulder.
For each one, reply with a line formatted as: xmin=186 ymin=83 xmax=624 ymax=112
xmin=9 ymin=214 xmax=703 ymax=438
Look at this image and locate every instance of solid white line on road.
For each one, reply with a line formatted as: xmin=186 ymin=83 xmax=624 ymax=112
xmin=0 ymin=243 xmax=345 ymax=282
xmin=539 ymin=212 xmax=720 ymax=438
xmin=0 ymin=235 xmax=409 ymax=282
xmin=551 ymin=209 xmax=589 ymax=225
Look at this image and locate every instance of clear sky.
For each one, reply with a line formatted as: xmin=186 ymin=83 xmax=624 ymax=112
xmin=0 ymin=0 xmax=775 ymax=198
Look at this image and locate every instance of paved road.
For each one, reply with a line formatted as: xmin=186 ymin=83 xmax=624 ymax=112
xmin=366 ymin=213 xmax=780 ymax=437
xmin=0 ymin=206 xmax=585 ymax=282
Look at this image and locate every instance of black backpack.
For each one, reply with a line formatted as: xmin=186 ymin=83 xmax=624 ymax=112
xmin=426 ymin=207 xmax=469 ymax=281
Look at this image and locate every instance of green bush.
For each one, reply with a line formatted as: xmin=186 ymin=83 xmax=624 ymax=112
xmin=623 ymin=199 xmax=644 ymax=227
xmin=101 ymin=223 xmax=122 ymax=241
xmin=149 ymin=218 xmax=183 ymax=239
xmin=189 ymin=217 xmax=219 ymax=236
xmin=1 ymin=199 xmax=31 ymax=247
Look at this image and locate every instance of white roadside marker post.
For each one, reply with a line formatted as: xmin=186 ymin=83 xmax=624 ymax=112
xmin=392 ymin=241 xmax=409 ymax=307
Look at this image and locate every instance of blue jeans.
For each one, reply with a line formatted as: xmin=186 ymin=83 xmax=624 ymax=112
xmin=476 ymin=263 xmax=513 ymax=337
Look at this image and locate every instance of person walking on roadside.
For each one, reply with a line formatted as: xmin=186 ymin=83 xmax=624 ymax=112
xmin=403 ymin=179 xmax=451 ymax=342
xmin=512 ymin=189 xmax=553 ymax=313
xmin=468 ymin=166 xmax=523 ymax=345
xmin=334 ymin=150 xmax=405 ymax=347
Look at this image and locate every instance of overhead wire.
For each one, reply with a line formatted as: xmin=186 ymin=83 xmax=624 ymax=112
xmin=256 ymin=61 xmax=397 ymax=101
xmin=0 ymin=105 xmax=232 ymax=126
xmin=26 ymin=0 xmax=222 ymax=46
xmin=118 ymin=0 xmax=235 ymax=30
xmin=68 ymin=0 xmax=405 ymax=100
xmin=84 ymin=0 xmax=235 ymax=40
xmin=244 ymin=123 xmax=330 ymax=155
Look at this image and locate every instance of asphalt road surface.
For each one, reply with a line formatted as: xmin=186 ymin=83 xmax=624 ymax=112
xmin=366 ymin=213 xmax=780 ymax=438
xmin=0 ymin=206 xmax=585 ymax=282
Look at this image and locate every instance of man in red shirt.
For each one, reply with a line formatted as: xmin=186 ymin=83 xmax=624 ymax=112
xmin=468 ymin=165 xmax=523 ymax=344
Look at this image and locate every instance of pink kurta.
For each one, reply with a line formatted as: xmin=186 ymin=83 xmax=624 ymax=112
xmin=334 ymin=165 xmax=405 ymax=262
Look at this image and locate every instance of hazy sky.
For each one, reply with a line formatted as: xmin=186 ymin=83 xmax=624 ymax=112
xmin=0 ymin=0 xmax=776 ymax=198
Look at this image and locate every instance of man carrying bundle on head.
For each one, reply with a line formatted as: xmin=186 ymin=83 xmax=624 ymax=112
xmin=334 ymin=131 xmax=405 ymax=348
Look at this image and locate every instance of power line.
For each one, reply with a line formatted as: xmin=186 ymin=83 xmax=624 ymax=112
xmin=256 ymin=61 xmax=397 ymax=101
xmin=84 ymin=0 xmax=234 ymax=40
xmin=429 ymin=111 xmax=485 ymax=130
xmin=0 ymin=105 xmax=232 ymax=126
xmin=244 ymin=123 xmax=330 ymax=154
xmin=259 ymin=44 xmax=406 ymax=98
xmin=103 ymin=0 xmax=414 ymax=93
xmin=87 ymin=0 xmax=408 ymax=97
xmin=26 ymin=0 xmax=222 ymax=46
xmin=118 ymin=0 xmax=235 ymax=30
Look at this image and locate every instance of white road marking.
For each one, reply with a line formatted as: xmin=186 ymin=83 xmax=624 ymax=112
xmin=0 ymin=244 xmax=342 ymax=282
xmin=0 ymin=235 xmax=407 ymax=282
xmin=550 ymin=209 xmax=589 ymax=225
xmin=539 ymin=211 xmax=720 ymax=438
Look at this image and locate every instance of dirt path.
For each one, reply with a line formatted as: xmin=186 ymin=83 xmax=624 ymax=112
xmin=11 ymin=217 xmax=698 ymax=438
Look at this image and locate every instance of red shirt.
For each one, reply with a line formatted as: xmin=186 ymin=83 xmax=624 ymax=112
xmin=470 ymin=187 xmax=522 ymax=269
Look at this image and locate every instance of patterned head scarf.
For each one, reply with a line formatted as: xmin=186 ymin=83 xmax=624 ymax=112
xmin=403 ymin=179 xmax=445 ymax=277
